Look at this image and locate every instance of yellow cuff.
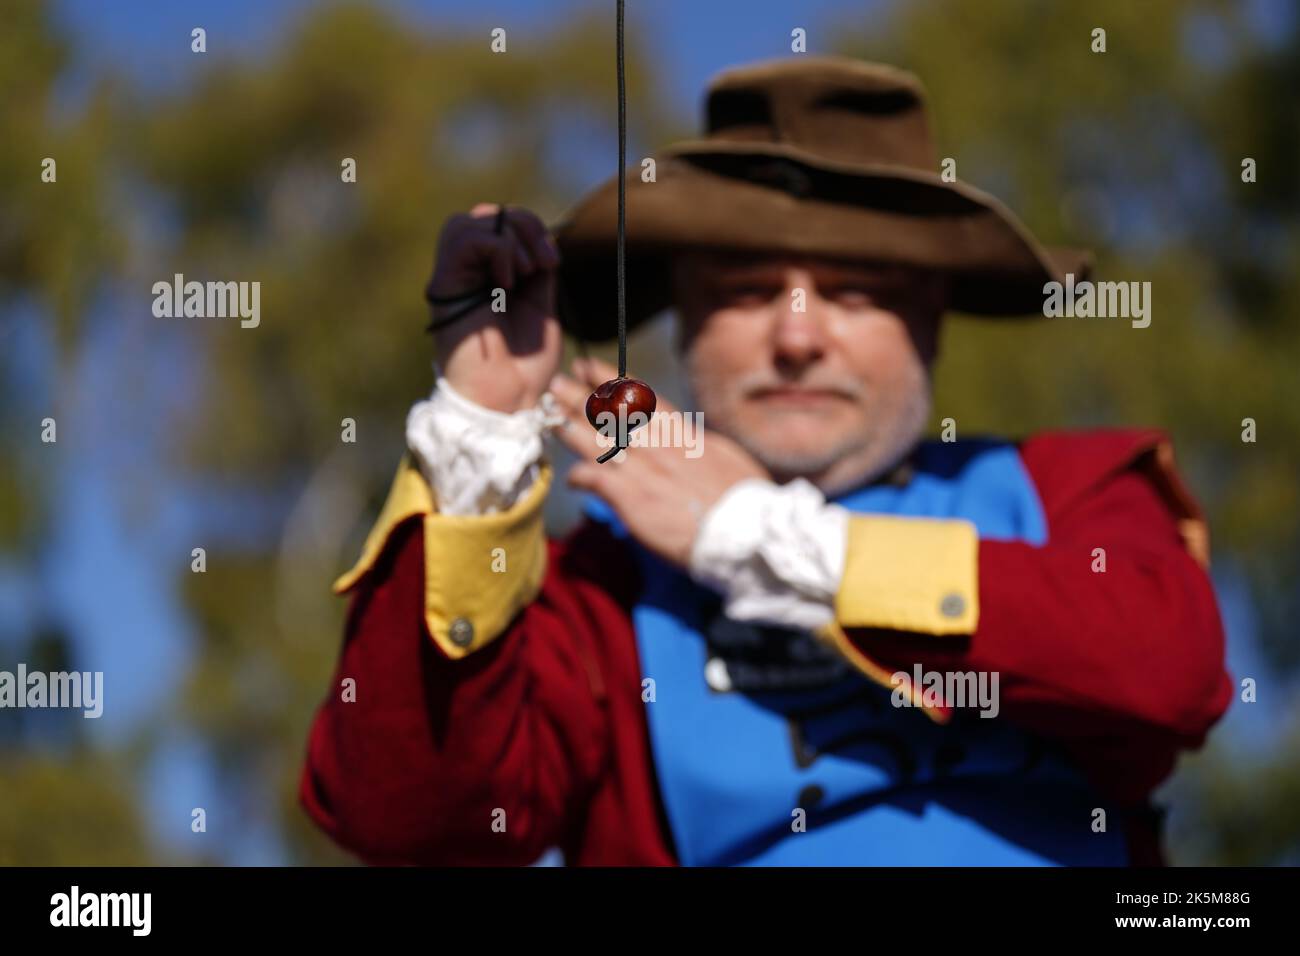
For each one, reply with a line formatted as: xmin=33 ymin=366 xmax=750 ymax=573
xmin=834 ymin=514 xmax=979 ymax=635
xmin=334 ymin=454 xmax=551 ymax=659
xmin=333 ymin=455 xmax=434 ymax=595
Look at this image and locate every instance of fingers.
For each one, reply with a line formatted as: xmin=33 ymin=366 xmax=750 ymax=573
xmin=432 ymin=205 xmax=561 ymax=301
xmin=571 ymin=355 xmax=616 ymax=386
xmin=489 ymin=235 xmax=515 ymax=290
xmin=466 ymin=205 xmax=528 ymax=287
xmin=512 ymin=236 xmax=535 ymax=277
xmin=435 ymin=226 xmax=514 ymax=291
xmin=470 ymin=204 xmax=559 ymax=275
xmin=567 ymin=461 xmax=612 ymax=496
xmin=549 ymin=373 xmax=612 ymax=460
xmin=466 ymin=230 xmax=515 ymax=290
xmin=501 ymin=207 xmax=561 ymax=270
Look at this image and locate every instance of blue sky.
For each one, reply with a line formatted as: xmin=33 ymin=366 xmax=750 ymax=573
xmin=55 ymin=0 xmax=881 ymax=112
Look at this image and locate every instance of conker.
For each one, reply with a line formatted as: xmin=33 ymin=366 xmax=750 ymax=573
xmin=585 ymin=377 xmax=657 ymax=446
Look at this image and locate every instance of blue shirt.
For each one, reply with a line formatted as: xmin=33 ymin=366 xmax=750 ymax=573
xmin=585 ymin=439 xmax=1129 ymax=866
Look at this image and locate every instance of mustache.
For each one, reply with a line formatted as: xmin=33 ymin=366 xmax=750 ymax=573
xmin=736 ymin=372 xmax=867 ymax=400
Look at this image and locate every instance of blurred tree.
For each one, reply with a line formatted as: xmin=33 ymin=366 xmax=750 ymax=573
xmin=0 ymin=749 xmax=154 ymax=865
xmin=0 ymin=0 xmax=151 ymax=864
xmin=0 ymin=0 xmax=114 ymax=551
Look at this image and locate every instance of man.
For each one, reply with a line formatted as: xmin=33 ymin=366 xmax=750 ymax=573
xmin=300 ymin=57 xmax=1230 ymax=866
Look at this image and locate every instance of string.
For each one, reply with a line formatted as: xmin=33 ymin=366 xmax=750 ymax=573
xmin=592 ymin=0 xmax=629 ymax=465
xmin=616 ymin=0 xmax=626 ymax=379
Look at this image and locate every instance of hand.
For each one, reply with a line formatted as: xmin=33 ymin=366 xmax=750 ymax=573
xmin=426 ymin=204 xmax=564 ymax=414
xmin=549 ymin=357 xmax=770 ymax=569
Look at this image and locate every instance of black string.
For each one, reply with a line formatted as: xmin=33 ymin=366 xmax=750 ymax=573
xmin=616 ymin=0 xmax=627 ymax=379
xmin=594 ymin=0 xmax=628 ymax=466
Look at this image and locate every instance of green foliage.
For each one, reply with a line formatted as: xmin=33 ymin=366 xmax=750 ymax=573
xmin=0 ymin=748 xmax=155 ymax=865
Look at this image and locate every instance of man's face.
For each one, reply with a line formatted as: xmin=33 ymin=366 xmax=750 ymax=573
xmin=672 ymin=250 xmax=946 ymax=495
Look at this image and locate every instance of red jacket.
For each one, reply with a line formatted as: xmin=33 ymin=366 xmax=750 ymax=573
xmin=299 ymin=428 xmax=1232 ymax=865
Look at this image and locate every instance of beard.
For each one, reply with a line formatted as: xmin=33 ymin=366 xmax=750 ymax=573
xmin=741 ymin=390 xmax=930 ymax=490
xmin=689 ymin=361 xmax=933 ymax=494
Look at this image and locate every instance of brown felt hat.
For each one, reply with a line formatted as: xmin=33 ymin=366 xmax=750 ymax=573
xmin=551 ymin=56 xmax=1091 ymax=342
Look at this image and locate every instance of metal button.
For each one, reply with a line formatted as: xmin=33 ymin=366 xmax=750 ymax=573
xmin=939 ymin=593 xmax=966 ymax=618
xmin=797 ymin=784 xmax=825 ymax=809
xmin=703 ymin=657 xmax=732 ymax=693
xmin=449 ymin=617 xmax=475 ymax=648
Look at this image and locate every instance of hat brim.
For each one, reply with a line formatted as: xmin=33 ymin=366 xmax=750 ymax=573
xmin=550 ymin=140 xmax=1091 ymax=343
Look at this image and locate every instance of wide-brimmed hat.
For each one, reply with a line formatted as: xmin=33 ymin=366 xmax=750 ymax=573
xmin=551 ymin=55 xmax=1091 ymax=342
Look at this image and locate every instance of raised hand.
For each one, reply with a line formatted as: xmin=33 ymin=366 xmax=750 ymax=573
xmin=426 ymin=204 xmax=564 ymax=414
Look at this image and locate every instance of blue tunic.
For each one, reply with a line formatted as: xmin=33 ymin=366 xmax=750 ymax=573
xmin=585 ymin=439 xmax=1128 ymax=866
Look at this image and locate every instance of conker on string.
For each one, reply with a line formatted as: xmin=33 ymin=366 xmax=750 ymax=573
xmin=585 ymin=377 xmax=657 ymax=449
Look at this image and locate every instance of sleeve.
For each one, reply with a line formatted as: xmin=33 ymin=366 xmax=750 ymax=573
xmin=687 ymin=477 xmax=849 ymax=631
xmin=299 ymin=451 xmax=621 ymax=864
xmin=814 ymin=432 xmax=1232 ymax=802
xmin=404 ymin=372 xmax=563 ymax=516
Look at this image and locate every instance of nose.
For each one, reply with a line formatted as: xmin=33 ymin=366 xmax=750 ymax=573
xmin=771 ymin=277 xmax=828 ymax=372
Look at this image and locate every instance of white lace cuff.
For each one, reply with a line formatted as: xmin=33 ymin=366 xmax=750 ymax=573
xmin=688 ymin=477 xmax=849 ymax=630
xmin=405 ymin=371 xmax=563 ymax=516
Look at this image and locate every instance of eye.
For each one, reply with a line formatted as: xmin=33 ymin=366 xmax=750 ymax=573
xmin=718 ymin=282 xmax=780 ymax=306
xmin=827 ymin=276 xmax=916 ymax=310
xmin=827 ymin=284 xmax=876 ymax=307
